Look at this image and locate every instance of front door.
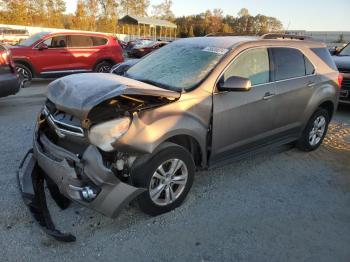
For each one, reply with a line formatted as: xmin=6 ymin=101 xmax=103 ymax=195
xmin=211 ymin=47 xmax=277 ymax=163
xmin=32 ymin=35 xmax=73 ymax=74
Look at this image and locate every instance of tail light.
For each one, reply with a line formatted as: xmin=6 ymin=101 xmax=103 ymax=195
xmin=0 ymin=49 xmax=15 ymax=72
xmin=338 ymin=73 xmax=344 ymax=89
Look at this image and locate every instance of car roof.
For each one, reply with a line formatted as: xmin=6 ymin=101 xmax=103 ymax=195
xmin=45 ymin=31 xmax=111 ymax=38
xmin=174 ymin=36 xmax=325 ymax=50
xmin=175 ymin=36 xmax=259 ymax=49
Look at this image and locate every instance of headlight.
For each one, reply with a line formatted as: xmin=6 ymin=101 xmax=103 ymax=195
xmin=89 ymin=117 xmax=131 ymax=151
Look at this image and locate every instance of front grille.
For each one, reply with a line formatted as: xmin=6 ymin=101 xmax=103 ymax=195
xmin=40 ymin=101 xmax=88 ymax=155
xmin=43 ymin=102 xmax=84 ymax=138
xmin=341 ymin=78 xmax=350 ymax=91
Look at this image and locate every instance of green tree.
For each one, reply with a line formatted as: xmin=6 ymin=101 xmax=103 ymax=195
xmin=72 ymin=0 xmax=89 ymax=30
xmin=188 ymin=25 xmax=194 ymax=37
xmin=120 ymin=0 xmax=149 ymax=16
xmin=97 ymin=0 xmax=119 ymax=33
xmin=46 ymin=0 xmax=66 ymax=28
xmin=151 ymin=0 xmax=174 ymax=20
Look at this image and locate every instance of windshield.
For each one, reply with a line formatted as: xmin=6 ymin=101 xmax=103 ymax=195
xmin=18 ymin=32 xmax=49 ymax=47
xmin=126 ymin=43 xmax=229 ymax=91
xmin=339 ymin=44 xmax=350 ymax=56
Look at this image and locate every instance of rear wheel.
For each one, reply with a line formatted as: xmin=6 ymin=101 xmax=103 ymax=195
xmin=297 ymin=108 xmax=330 ymax=151
xmin=16 ymin=63 xmax=32 ymax=87
xmin=132 ymin=143 xmax=195 ymax=216
xmin=94 ymin=61 xmax=113 ymax=73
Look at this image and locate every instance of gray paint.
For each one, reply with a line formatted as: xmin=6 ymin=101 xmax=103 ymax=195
xmin=27 ymin=36 xmax=339 ymax=218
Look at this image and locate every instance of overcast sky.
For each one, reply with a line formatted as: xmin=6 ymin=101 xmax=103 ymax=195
xmin=66 ymin=0 xmax=350 ymax=31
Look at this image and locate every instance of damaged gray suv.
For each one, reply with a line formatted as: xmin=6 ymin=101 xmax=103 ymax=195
xmin=18 ymin=34 xmax=340 ymax=241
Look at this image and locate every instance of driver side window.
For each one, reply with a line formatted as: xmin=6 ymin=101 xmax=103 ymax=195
xmin=42 ymin=36 xmax=67 ymax=48
xmin=224 ymin=48 xmax=270 ymax=86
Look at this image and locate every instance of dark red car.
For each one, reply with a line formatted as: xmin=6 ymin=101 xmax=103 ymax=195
xmin=127 ymin=40 xmax=168 ymax=58
xmin=10 ymin=31 xmax=124 ymax=84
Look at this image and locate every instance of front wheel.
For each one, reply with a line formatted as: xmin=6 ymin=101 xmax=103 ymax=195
xmin=132 ymin=143 xmax=195 ymax=216
xmin=16 ymin=64 xmax=32 ymax=87
xmin=297 ymin=108 xmax=330 ymax=151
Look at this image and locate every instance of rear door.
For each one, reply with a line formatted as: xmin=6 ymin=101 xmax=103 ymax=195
xmin=211 ymin=47 xmax=278 ymax=162
xmin=269 ymin=47 xmax=317 ymax=134
xmin=67 ymin=35 xmax=108 ymax=71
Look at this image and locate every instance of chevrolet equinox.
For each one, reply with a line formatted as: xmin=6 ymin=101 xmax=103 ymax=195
xmin=18 ymin=34 xmax=341 ymax=241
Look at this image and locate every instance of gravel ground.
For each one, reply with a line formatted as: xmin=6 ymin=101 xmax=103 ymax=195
xmin=0 ymin=80 xmax=350 ymax=262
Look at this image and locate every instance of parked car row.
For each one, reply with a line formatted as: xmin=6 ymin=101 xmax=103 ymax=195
xmin=126 ymin=40 xmax=169 ymax=58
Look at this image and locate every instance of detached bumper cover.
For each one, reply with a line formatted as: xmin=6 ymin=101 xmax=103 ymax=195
xmin=18 ymin=133 xmax=145 ymax=242
xmin=17 ymin=150 xmax=76 ymax=242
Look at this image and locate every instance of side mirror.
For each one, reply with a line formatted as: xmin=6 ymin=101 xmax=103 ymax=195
xmin=38 ymin=43 xmax=48 ymax=51
xmin=329 ymin=48 xmax=337 ymax=56
xmin=218 ymin=76 xmax=252 ymax=92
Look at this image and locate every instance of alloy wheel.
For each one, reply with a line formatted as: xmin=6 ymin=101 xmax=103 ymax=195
xmin=16 ymin=66 xmax=31 ymax=87
xmin=309 ymin=116 xmax=326 ymax=146
xmin=97 ymin=65 xmax=112 ymax=73
xmin=149 ymin=159 xmax=188 ymax=206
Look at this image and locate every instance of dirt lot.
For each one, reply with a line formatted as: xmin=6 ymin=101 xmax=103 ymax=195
xmin=0 ymin=80 xmax=350 ymax=262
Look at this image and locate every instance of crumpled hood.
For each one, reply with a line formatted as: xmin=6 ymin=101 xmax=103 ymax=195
xmin=47 ymin=73 xmax=181 ymax=119
xmin=332 ymin=56 xmax=350 ymax=71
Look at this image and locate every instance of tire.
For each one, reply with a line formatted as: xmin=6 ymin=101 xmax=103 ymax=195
xmin=296 ymin=108 xmax=330 ymax=151
xmin=94 ymin=61 xmax=113 ymax=73
xmin=131 ymin=142 xmax=195 ymax=216
xmin=15 ymin=63 xmax=32 ymax=87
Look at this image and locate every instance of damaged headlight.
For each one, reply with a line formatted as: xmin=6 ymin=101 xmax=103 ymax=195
xmin=88 ymin=117 xmax=131 ymax=151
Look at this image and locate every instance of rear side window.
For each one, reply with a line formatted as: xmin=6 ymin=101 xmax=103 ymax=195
xmin=224 ymin=48 xmax=270 ymax=86
xmin=310 ymin=48 xmax=338 ymax=70
xmin=91 ymin=37 xmax=108 ymax=46
xmin=68 ymin=35 xmax=93 ymax=47
xmin=305 ymin=57 xmax=315 ymax=75
xmin=271 ymin=48 xmax=309 ymax=81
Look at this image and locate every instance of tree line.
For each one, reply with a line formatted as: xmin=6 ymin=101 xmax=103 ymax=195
xmin=0 ymin=1 xmax=283 ymax=36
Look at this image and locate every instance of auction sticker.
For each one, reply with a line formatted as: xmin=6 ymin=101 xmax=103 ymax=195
xmin=202 ymin=47 xmax=229 ymax=55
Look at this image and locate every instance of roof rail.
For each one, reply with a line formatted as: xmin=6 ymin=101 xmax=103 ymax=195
xmin=205 ymin=33 xmax=238 ymax=37
xmin=261 ymin=33 xmax=313 ymax=41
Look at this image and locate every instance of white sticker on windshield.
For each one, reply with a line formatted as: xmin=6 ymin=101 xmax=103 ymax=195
xmin=202 ymin=47 xmax=229 ymax=55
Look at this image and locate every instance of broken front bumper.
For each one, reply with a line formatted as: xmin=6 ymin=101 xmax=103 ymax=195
xmin=18 ymin=132 xmax=145 ymax=241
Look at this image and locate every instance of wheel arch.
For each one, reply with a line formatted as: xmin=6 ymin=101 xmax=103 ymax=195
xmin=317 ymin=100 xmax=335 ymax=118
xmin=93 ymin=58 xmax=116 ymax=71
xmin=164 ymin=135 xmax=204 ymax=169
xmin=14 ymin=59 xmax=36 ymax=77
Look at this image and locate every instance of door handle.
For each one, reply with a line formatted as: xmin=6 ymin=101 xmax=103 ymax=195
xmin=307 ymin=81 xmax=316 ymax=87
xmin=263 ymin=92 xmax=275 ymax=100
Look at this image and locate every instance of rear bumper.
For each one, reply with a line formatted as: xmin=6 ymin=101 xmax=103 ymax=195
xmin=0 ymin=72 xmax=20 ymax=98
xmin=18 ymin=131 xmax=145 ymax=241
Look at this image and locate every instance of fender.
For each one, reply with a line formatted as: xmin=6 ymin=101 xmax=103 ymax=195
xmin=301 ymin=76 xmax=338 ymax=129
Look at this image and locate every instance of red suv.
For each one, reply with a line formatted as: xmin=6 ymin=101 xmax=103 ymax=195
xmin=10 ymin=32 xmax=124 ymax=84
